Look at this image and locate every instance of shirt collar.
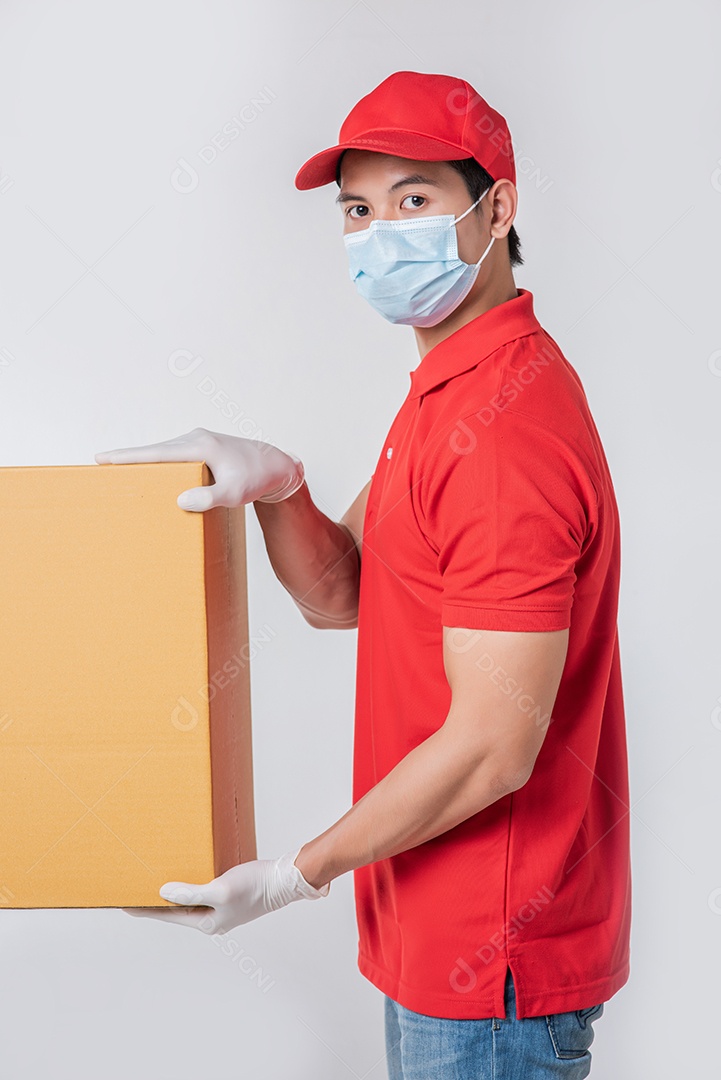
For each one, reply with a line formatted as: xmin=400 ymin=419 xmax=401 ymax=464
xmin=408 ymin=288 xmax=541 ymax=399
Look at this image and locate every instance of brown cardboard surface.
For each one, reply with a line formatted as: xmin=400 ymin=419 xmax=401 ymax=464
xmin=0 ymin=462 xmax=256 ymax=908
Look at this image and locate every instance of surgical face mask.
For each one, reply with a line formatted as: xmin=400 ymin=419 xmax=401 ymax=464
xmin=343 ymin=189 xmax=494 ymax=328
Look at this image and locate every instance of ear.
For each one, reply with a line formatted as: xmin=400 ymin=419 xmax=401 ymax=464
xmin=487 ymin=179 xmax=518 ymax=239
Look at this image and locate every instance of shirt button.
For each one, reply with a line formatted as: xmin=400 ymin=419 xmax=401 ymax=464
xmin=386 ymin=447 xmax=393 ymax=459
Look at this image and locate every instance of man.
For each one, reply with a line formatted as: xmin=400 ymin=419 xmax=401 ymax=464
xmin=96 ymin=71 xmax=631 ymax=1079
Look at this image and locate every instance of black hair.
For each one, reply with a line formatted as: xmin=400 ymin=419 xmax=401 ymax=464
xmin=335 ymin=150 xmax=523 ymax=268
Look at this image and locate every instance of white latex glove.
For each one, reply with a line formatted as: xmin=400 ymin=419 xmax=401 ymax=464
xmin=122 ymin=849 xmax=330 ymax=935
xmin=94 ymin=427 xmax=305 ymax=512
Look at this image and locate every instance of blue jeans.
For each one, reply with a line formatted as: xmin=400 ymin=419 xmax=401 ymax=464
xmin=384 ymin=967 xmax=605 ymax=1079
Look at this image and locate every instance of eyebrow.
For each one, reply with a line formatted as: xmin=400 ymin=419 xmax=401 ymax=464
xmin=334 ymin=173 xmax=444 ymax=205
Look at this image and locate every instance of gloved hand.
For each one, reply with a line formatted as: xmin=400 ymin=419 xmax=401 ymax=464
xmin=122 ymin=848 xmax=330 ymax=935
xmin=94 ymin=427 xmax=305 ymax=512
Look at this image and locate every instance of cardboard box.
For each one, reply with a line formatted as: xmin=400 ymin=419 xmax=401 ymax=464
xmin=0 ymin=462 xmax=256 ymax=908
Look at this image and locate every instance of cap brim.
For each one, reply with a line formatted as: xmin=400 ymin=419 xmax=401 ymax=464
xmin=294 ymin=131 xmax=474 ymax=190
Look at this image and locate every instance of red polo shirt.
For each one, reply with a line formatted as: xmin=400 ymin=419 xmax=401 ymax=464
xmin=351 ymin=288 xmax=631 ymax=1020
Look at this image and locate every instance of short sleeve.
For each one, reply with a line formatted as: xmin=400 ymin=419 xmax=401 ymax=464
xmin=419 ymin=409 xmax=594 ymax=631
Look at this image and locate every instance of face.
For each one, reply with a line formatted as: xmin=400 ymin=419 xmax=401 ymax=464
xmin=336 ymin=149 xmax=493 ymax=266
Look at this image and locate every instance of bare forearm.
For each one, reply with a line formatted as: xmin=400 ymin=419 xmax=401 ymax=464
xmin=253 ymin=480 xmax=360 ymax=628
xmin=294 ymin=722 xmax=514 ymax=890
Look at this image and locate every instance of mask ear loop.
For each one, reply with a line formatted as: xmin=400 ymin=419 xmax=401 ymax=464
xmin=451 ymin=187 xmax=496 ymax=266
xmin=472 ymin=233 xmax=495 ymax=266
xmin=452 ymin=190 xmax=486 ymax=225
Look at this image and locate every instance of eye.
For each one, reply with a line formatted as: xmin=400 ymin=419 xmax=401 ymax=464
xmin=346 ymin=204 xmax=369 ymax=218
xmin=400 ymin=194 xmax=426 ymax=210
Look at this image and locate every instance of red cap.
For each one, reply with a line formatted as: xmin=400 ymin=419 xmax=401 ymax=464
xmin=294 ymin=70 xmax=516 ymax=191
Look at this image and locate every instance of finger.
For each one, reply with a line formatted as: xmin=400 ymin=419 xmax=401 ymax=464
xmin=122 ymin=906 xmax=213 ymax=929
xmin=94 ymin=434 xmax=206 ymax=465
xmin=159 ymin=881 xmax=210 ymax=905
xmin=176 ymin=486 xmax=219 ymax=512
xmin=122 ymin=906 xmax=168 ymax=917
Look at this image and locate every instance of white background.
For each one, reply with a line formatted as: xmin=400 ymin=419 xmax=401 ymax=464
xmin=0 ymin=1 xmax=719 ymax=1077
